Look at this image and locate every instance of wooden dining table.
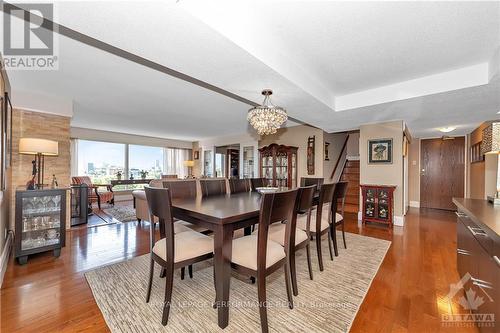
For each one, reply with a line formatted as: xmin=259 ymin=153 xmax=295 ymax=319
xmin=171 ymin=191 xmax=262 ymax=329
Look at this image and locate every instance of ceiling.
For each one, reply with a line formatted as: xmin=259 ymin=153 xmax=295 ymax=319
xmin=3 ymin=0 xmax=500 ymax=140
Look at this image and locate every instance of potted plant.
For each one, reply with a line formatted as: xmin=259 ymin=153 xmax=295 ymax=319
xmin=140 ymin=170 xmax=148 ymax=180
xmin=116 ymin=171 xmax=122 ymax=180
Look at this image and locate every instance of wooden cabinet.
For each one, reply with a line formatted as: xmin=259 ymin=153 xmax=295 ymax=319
xmin=259 ymin=144 xmax=298 ymax=188
xmin=15 ymin=188 xmax=67 ymax=265
xmin=360 ymin=184 xmax=396 ymax=227
xmin=455 ymin=202 xmax=499 ymax=333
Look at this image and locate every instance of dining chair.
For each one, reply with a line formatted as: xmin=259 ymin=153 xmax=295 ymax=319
xmin=163 ymin=179 xmax=209 ymax=279
xmin=229 ymin=178 xmax=250 ymax=194
xmin=300 ymin=177 xmax=324 ymax=192
xmin=330 ymin=181 xmax=349 ymax=256
xmin=250 ymin=177 xmax=267 ymax=191
xmin=200 ymin=179 xmax=227 ymax=197
xmin=231 ymin=189 xmax=298 ymax=333
xmin=144 ymin=186 xmax=214 ymax=326
xmin=254 ymin=185 xmax=316 ymax=296
xmin=296 ymin=183 xmax=336 ymax=271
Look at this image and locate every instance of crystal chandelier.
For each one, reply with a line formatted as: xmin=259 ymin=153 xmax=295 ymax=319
xmin=247 ymin=89 xmax=288 ymax=135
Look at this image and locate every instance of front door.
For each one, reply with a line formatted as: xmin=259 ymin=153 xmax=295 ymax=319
xmin=420 ymin=137 xmax=465 ymax=210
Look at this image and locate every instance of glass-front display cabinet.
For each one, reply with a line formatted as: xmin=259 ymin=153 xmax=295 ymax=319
xmin=15 ymin=188 xmax=67 ymax=265
xmin=259 ymin=144 xmax=298 ymax=188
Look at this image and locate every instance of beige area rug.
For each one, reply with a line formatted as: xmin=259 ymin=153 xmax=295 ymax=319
xmin=103 ymin=205 xmax=137 ymax=222
xmin=85 ymin=232 xmax=391 ymax=332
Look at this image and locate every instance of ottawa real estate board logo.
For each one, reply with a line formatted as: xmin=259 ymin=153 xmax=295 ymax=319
xmin=2 ymin=2 xmax=58 ymax=70
xmin=442 ymin=272 xmax=495 ymax=328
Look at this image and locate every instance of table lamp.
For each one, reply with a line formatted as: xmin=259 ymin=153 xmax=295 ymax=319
xmin=183 ymin=160 xmax=195 ymax=178
xmin=481 ymin=122 xmax=500 ymax=204
xmin=19 ymin=138 xmax=59 ymax=189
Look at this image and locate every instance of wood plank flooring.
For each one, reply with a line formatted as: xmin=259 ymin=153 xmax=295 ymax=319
xmin=1 ymin=206 xmax=478 ymax=332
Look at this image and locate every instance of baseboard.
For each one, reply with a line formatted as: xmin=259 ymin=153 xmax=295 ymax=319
xmin=0 ymin=231 xmax=13 ymax=288
xmin=409 ymin=201 xmax=420 ymax=208
xmin=358 ymin=211 xmax=405 ymax=227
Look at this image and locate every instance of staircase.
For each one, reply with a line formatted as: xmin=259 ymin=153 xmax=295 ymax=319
xmin=340 ymin=160 xmax=359 ymax=213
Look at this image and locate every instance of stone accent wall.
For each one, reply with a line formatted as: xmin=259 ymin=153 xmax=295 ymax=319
xmin=9 ymin=109 xmax=71 ymax=229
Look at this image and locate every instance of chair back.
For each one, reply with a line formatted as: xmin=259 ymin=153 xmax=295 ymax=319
xmin=300 ymin=177 xmax=324 ymax=191
xmin=250 ymin=178 xmax=266 ymax=191
xmin=332 ymin=181 xmax=349 ymax=220
xmin=314 ymin=183 xmax=336 ymax=233
xmin=257 ymin=189 xmax=298 ymax=272
xmin=144 ymin=186 xmax=175 ymax=263
xmin=296 ymin=185 xmax=316 ymax=213
xmin=229 ymin=178 xmax=249 ymax=194
xmin=72 ymin=176 xmax=93 ymax=186
xmin=200 ymin=179 xmax=226 ymax=197
xmin=161 ymin=174 xmax=178 ymax=179
xmin=163 ymin=180 xmax=197 ymax=200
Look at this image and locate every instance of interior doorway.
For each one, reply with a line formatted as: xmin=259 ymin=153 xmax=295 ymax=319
xmin=420 ymin=137 xmax=465 ymax=210
xmin=215 ymin=144 xmax=240 ymax=178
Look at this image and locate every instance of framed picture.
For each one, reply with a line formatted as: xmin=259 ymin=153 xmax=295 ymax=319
xmin=4 ymin=92 xmax=12 ymax=168
xmin=193 ymin=150 xmax=199 ymax=160
xmin=324 ymin=142 xmax=330 ymax=161
xmin=307 ymin=136 xmax=315 ymax=175
xmin=368 ymin=139 xmax=393 ymax=164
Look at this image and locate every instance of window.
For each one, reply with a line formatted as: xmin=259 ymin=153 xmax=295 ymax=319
xmin=74 ymin=139 xmax=191 ymax=190
xmin=128 ymin=145 xmax=164 ymax=180
xmin=77 ymin=140 xmax=125 ymax=184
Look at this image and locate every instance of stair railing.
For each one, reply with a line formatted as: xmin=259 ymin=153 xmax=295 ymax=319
xmin=330 ymin=134 xmax=350 ymax=180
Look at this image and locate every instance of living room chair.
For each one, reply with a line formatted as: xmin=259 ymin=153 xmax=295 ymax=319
xmin=72 ymin=176 xmax=114 ymax=210
xmin=144 ymin=186 xmax=214 ymax=326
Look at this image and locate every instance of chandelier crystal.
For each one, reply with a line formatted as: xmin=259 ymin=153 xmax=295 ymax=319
xmin=247 ymin=89 xmax=288 ymax=135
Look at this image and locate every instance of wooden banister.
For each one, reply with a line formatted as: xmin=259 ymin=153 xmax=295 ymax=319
xmin=330 ymin=134 xmax=350 ymax=180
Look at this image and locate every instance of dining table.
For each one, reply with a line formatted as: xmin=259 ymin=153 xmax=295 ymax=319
xmin=171 ymin=189 xmax=320 ymax=329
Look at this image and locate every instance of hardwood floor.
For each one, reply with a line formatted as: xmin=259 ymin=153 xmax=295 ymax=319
xmin=1 ymin=206 xmax=478 ymax=332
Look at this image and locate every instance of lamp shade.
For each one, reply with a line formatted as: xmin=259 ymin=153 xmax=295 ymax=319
xmin=19 ymin=138 xmax=59 ymax=156
xmin=481 ymin=122 xmax=500 ymax=155
xmin=183 ymin=160 xmax=194 ymax=167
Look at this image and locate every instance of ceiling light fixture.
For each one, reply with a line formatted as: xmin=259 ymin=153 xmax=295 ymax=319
xmin=248 ymin=89 xmax=288 ymax=136
xmin=439 ymin=126 xmax=456 ymax=133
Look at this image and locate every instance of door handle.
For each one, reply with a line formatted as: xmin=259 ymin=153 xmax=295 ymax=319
xmin=494 ymin=256 xmax=500 ymax=268
xmin=467 ymin=226 xmax=487 ymax=236
xmin=454 ymin=211 xmax=467 ymax=218
xmin=457 ymin=248 xmax=471 ymax=256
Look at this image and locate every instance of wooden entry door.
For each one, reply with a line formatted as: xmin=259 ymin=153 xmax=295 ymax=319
xmin=420 ymin=137 xmax=465 ymax=210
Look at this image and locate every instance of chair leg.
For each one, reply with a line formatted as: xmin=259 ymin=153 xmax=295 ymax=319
xmin=212 ymin=266 xmax=217 ymax=309
xmin=145 ymin=258 xmax=155 ymax=303
xmin=327 ymin=230 xmax=334 ymax=261
xmin=161 ymin=265 xmax=174 ymax=326
xmin=250 ymin=276 xmax=256 ymax=284
xmin=289 ymin=250 xmax=298 ymax=296
xmin=257 ymin=274 xmax=269 ymax=333
xmin=284 ymin=262 xmax=294 ymax=309
xmin=180 ymin=267 xmax=185 ymax=280
xmin=331 ymin=224 xmax=339 ymax=257
xmin=160 ymin=268 xmax=166 ymax=278
xmin=341 ymin=221 xmax=347 ymax=249
xmin=315 ymin=234 xmax=324 ymax=271
xmin=305 ymin=243 xmax=313 ymax=280
xmin=188 ymin=265 xmax=193 ymax=279
xmin=97 ymin=196 xmax=101 ymax=210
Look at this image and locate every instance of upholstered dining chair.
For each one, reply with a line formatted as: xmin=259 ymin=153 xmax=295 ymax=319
xmin=300 ymin=177 xmax=324 ymax=192
xmin=254 ymin=185 xmax=316 ymax=296
xmin=228 ymin=178 xmax=250 ymax=194
xmin=331 ymin=181 xmax=349 ymax=256
xmin=250 ymin=177 xmax=267 ymax=191
xmin=72 ymin=176 xmax=114 ymax=210
xmin=296 ymin=183 xmax=336 ymax=271
xmin=200 ymin=179 xmax=227 ymax=197
xmin=144 ymin=186 xmax=214 ymax=326
xmin=230 ymin=189 xmax=298 ymax=333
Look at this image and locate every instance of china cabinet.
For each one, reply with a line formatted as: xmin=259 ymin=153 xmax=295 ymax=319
xmin=360 ymin=184 xmax=396 ymax=227
xmin=15 ymin=188 xmax=67 ymax=264
xmin=259 ymin=144 xmax=298 ymax=188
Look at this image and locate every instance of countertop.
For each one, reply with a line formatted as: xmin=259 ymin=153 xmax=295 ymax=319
xmin=453 ymin=198 xmax=500 ymax=237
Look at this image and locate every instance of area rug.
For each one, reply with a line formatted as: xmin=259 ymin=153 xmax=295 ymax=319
xmin=103 ymin=205 xmax=137 ymax=222
xmin=85 ymin=232 xmax=391 ymax=332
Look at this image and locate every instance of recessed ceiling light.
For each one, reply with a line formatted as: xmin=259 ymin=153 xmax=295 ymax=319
xmin=439 ymin=127 xmax=456 ymax=133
